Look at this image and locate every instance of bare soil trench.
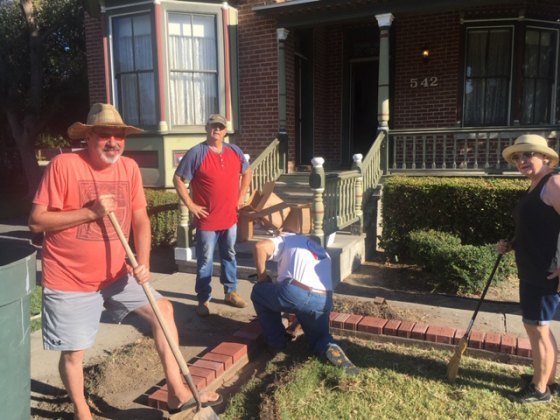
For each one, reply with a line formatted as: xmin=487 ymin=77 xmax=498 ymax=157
xmin=31 ymin=253 xmax=518 ymax=419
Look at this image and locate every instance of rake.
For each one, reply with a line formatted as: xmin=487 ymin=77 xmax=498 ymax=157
xmin=446 ymin=253 xmax=504 ymax=381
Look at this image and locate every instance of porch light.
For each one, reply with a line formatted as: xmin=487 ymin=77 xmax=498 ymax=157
xmin=421 ymin=47 xmax=430 ymax=63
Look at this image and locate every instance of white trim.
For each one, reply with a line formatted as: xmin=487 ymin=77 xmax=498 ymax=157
xmin=375 ymin=13 xmax=394 ymax=28
xmin=253 ymin=0 xmax=319 ymax=13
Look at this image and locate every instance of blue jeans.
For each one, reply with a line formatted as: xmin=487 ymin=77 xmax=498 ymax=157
xmin=195 ymin=225 xmax=238 ymax=303
xmin=251 ymin=280 xmax=334 ymax=355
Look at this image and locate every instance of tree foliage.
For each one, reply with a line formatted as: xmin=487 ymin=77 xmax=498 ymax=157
xmin=0 ymin=0 xmax=89 ymax=196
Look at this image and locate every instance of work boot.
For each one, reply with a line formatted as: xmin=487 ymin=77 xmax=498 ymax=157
xmin=325 ymin=343 xmax=360 ymax=376
xmin=196 ymin=301 xmax=210 ymax=317
xmin=507 ymin=383 xmax=552 ymax=404
xmin=520 ymin=373 xmax=559 ymax=396
xmin=224 ymin=291 xmax=248 ymax=308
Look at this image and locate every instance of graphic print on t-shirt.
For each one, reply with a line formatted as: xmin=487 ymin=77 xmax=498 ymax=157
xmin=77 ymin=180 xmax=130 ymax=241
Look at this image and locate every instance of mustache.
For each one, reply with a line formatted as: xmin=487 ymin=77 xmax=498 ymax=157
xmin=103 ymin=145 xmax=121 ymax=152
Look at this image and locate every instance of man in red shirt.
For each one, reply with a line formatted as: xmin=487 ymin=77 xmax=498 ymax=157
xmin=29 ymin=104 xmax=221 ymax=418
xmin=174 ymin=114 xmax=252 ymax=316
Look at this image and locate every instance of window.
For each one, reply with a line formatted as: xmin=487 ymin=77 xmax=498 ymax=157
xmin=521 ymin=28 xmax=557 ymax=125
xmin=463 ymin=27 xmax=512 ymax=126
xmin=112 ymin=14 xmax=157 ymax=127
xmin=463 ymin=23 xmax=560 ymax=127
xmin=168 ymin=12 xmax=218 ymax=126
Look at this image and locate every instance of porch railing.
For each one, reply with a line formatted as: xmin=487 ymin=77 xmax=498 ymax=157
xmin=389 ymin=126 xmax=559 ymax=172
xmin=310 ymin=131 xmax=386 ymax=244
xmin=248 ymin=137 xmax=284 ymax=194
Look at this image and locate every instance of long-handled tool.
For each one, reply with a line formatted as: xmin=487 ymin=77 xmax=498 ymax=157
xmin=446 ymin=253 xmax=504 ymax=381
xmin=108 ymin=212 xmax=219 ymax=419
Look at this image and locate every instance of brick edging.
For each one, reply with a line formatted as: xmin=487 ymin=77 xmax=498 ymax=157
xmin=148 ymin=309 xmax=531 ymax=411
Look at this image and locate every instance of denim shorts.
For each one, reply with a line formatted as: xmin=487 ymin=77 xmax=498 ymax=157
xmin=519 ymin=280 xmax=560 ymax=325
xmin=42 ymin=273 xmax=161 ymax=351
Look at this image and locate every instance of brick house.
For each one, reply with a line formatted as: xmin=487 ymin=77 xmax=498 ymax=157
xmin=84 ymin=0 xmax=560 ymax=186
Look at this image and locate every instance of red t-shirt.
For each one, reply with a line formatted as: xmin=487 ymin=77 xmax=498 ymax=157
xmin=33 ymin=151 xmax=147 ymax=292
xmin=175 ymin=142 xmax=249 ymax=231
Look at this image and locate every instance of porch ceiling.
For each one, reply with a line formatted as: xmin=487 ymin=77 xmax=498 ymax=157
xmin=253 ymin=0 xmax=516 ymax=27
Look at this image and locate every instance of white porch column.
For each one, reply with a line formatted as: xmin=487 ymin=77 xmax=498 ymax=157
xmin=375 ymin=13 xmax=394 ymax=132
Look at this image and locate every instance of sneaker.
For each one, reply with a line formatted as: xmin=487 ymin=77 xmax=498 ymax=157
xmin=520 ymin=373 xmax=559 ymax=396
xmin=507 ymin=382 xmax=552 ymax=404
xmin=224 ymin=291 xmax=248 ymax=308
xmin=325 ymin=344 xmax=360 ymax=376
xmin=196 ymin=301 xmax=210 ymax=317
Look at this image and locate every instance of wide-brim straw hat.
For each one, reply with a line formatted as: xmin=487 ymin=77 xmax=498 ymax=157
xmin=502 ymin=134 xmax=559 ymax=167
xmin=67 ymin=103 xmax=144 ymax=140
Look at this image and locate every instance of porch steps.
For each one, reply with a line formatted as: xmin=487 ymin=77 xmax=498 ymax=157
xmin=272 ymin=172 xmax=313 ymax=205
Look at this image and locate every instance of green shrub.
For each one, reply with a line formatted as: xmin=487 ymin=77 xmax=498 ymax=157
xmin=145 ymin=188 xmax=179 ymax=248
xmin=380 ymin=176 xmax=528 ymax=260
xmin=407 ymin=229 xmax=517 ymax=294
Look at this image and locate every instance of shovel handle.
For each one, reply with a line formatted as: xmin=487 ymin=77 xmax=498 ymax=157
xmin=107 ymin=212 xmax=203 ymax=410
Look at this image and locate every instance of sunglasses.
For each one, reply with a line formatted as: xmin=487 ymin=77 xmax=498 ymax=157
xmin=209 ymin=123 xmax=226 ymax=131
xmin=92 ymin=127 xmax=126 ymax=139
xmin=511 ymin=152 xmax=539 ymax=163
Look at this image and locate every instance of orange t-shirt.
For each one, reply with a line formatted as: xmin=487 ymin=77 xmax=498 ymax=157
xmin=33 ymin=151 xmax=147 ymax=292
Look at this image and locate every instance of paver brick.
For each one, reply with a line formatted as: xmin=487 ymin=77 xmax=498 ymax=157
xmin=211 ymin=341 xmax=247 ymax=363
xmin=373 ymin=297 xmax=386 ymax=305
xmin=500 ymin=335 xmax=517 ymax=354
xmin=357 ymin=316 xmax=387 ymax=334
xmin=517 ymin=337 xmax=532 ymax=357
xmin=410 ymin=322 xmax=429 ymax=340
xmin=332 ymin=313 xmax=351 ymax=329
xmin=147 ymin=388 xmax=169 ymax=410
xmin=329 ymin=312 xmax=341 ymax=326
xmin=453 ymin=328 xmax=466 ymax=344
xmin=202 ymin=352 xmax=233 ymax=370
xmin=468 ymin=330 xmax=486 ymax=349
xmin=192 ymin=359 xmax=225 ymax=378
xmin=484 ymin=332 xmax=501 ymax=352
xmin=343 ymin=314 xmax=364 ymax=331
xmin=188 ymin=365 xmax=215 ymax=388
xmin=384 ymin=319 xmax=401 ymax=336
xmin=397 ymin=320 xmax=416 ymax=338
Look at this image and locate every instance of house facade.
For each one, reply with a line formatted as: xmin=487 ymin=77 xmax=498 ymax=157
xmin=84 ymin=0 xmax=560 ymax=186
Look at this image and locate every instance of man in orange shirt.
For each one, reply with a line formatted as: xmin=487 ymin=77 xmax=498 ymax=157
xmin=29 ymin=103 xmax=221 ymax=419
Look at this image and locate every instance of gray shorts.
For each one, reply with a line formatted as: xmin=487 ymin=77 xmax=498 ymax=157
xmin=42 ymin=273 xmax=162 ymax=351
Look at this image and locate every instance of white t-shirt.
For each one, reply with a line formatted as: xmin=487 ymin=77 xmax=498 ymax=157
xmin=269 ymin=233 xmax=332 ymax=291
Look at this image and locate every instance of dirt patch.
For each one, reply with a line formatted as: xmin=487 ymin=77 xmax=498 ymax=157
xmin=342 ymin=256 xmax=519 ymax=303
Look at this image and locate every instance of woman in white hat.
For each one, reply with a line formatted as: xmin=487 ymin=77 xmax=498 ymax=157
xmin=498 ymin=134 xmax=560 ymax=403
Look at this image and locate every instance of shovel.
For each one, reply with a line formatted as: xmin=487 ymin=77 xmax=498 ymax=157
xmin=107 ymin=212 xmax=219 ymax=419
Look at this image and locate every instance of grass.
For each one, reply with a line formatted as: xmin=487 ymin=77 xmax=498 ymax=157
xmin=30 ymin=286 xmax=42 ymax=332
xmin=223 ymin=337 xmax=560 ymax=420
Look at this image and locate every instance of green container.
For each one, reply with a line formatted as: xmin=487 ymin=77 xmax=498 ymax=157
xmin=0 ymin=239 xmax=36 ymax=420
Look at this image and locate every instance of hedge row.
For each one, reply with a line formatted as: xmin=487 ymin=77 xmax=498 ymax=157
xmin=380 ymin=176 xmax=528 ymax=261
xmin=407 ymin=229 xmax=517 ymax=294
xmin=145 ymin=188 xmax=179 ymax=248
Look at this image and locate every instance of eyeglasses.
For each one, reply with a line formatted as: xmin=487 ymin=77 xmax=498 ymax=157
xmin=511 ymin=152 xmax=539 ymax=163
xmin=209 ymin=123 xmax=226 ymax=131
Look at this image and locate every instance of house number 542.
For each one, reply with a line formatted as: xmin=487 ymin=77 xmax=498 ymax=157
xmin=410 ymin=77 xmax=439 ymax=88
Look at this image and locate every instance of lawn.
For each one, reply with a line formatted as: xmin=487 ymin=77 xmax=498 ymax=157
xmin=30 ymin=286 xmax=41 ymax=332
xmin=223 ymin=336 xmax=559 ymax=419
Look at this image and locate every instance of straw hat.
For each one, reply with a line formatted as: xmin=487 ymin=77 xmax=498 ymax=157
xmin=502 ymin=134 xmax=558 ymax=167
xmin=67 ymin=103 xmax=144 ymax=140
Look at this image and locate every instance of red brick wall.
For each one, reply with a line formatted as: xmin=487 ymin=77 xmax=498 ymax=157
xmin=393 ymin=13 xmax=461 ymax=129
xmin=313 ymin=26 xmax=343 ymax=165
xmin=235 ymin=1 xmax=280 ymax=160
xmin=84 ymin=15 xmax=106 ymax=105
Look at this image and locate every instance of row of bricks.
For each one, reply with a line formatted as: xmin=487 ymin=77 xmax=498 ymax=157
xmin=329 ymin=311 xmax=532 ymax=358
xmin=147 ymin=319 xmax=264 ymax=411
xmin=148 ymin=310 xmax=532 ymax=411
